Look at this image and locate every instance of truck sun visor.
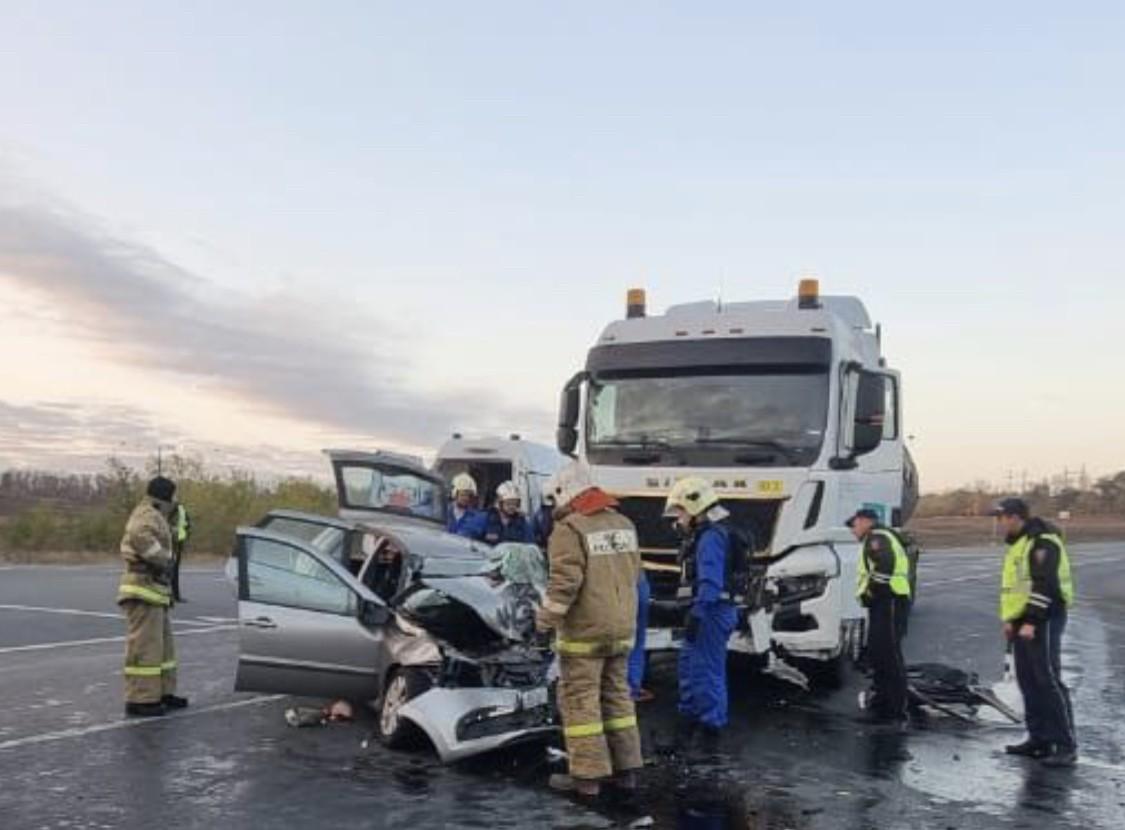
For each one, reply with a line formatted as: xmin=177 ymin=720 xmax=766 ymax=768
xmin=585 ymin=337 xmax=832 ymax=374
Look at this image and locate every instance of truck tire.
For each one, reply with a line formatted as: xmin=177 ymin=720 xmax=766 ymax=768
xmin=844 ymin=618 xmax=867 ymax=666
xmin=377 ymin=668 xmax=431 ymax=749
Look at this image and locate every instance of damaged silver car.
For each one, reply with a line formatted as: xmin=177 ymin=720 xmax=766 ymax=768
xmin=232 ymin=451 xmax=557 ymax=762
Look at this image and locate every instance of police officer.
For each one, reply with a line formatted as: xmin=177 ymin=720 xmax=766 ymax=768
xmin=665 ymin=477 xmax=740 ymax=753
xmin=482 ymin=481 xmax=535 ymax=545
xmin=118 ymin=476 xmax=188 ymax=717
xmin=446 ymin=473 xmax=486 ymax=540
xmin=995 ymin=498 xmax=1077 ymax=766
xmin=535 ymin=462 xmax=643 ymax=800
xmin=170 ymin=501 xmax=191 ymax=603
xmin=849 ymin=508 xmax=912 ymax=725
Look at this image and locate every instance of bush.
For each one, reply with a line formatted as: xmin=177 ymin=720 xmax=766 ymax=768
xmin=0 ymin=456 xmax=336 ymax=558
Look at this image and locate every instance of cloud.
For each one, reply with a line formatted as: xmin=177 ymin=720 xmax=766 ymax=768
xmin=0 ymin=197 xmax=550 ymax=457
xmin=0 ymin=399 xmax=331 ymax=477
xmin=0 ymin=399 xmax=176 ymax=470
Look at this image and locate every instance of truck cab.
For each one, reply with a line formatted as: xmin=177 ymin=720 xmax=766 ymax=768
xmin=557 ymin=281 xmax=918 ymax=673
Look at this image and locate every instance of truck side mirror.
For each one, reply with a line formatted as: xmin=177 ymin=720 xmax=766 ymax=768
xmin=853 ymin=372 xmax=886 ymax=455
xmin=556 ymin=372 xmax=585 ymax=456
xmin=556 ymin=427 xmax=578 ymax=456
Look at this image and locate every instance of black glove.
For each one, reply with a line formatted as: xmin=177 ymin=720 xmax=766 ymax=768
xmin=684 ymin=614 xmax=700 ymax=644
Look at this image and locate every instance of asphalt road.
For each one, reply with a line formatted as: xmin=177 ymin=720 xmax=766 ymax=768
xmin=1 ymin=543 xmax=1123 ymax=829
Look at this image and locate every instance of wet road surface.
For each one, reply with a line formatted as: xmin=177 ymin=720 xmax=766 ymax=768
xmin=0 ymin=543 xmax=1123 ymax=829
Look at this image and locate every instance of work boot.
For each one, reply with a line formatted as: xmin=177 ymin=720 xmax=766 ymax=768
xmin=162 ymin=694 xmax=189 ymax=709
xmin=696 ymin=725 xmax=723 ymax=759
xmin=673 ymin=715 xmax=698 ymax=755
xmin=548 ymin=774 xmax=600 ymax=798
xmin=1040 ymin=745 xmax=1079 ymax=768
xmin=125 ymin=701 xmax=167 ymax=718
xmin=1005 ymin=739 xmax=1050 ymax=758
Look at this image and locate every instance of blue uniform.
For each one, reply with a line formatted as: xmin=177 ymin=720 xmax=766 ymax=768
xmin=678 ymin=523 xmax=738 ymax=728
xmin=628 ymin=570 xmax=651 ymax=698
xmin=481 ymin=509 xmax=534 ymax=545
xmin=446 ymin=506 xmax=486 ymax=540
xmin=531 ymin=505 xmax=554 ymax=549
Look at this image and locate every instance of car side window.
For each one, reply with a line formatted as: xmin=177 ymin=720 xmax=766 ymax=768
xmin=244 ymin=537 xmax=357 ymax=616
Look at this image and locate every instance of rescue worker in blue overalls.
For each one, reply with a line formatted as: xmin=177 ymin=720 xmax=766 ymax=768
xmin=627 ymin=570 xmax=653 ymax=702
xmin=482 ymin=481 xmax=535 ymax=545
xmin=446 ymin=473 xmax=486 ymax=540
xmin=665 ymin=477 xmax=740 ymax=754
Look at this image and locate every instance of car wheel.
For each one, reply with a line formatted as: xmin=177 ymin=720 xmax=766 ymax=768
xmin=377 ymin=668 xmax=430 ymax=749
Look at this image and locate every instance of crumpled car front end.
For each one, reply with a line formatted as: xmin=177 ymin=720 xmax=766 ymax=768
xmin=389 ymin=570 xmax=558 ymax=762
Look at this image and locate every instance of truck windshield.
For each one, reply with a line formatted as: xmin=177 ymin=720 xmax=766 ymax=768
xmin=585 ymin=370 xmax=829 ymax=467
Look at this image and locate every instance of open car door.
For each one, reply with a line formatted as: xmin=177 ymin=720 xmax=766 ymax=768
xmin=327 ymin=449 xmax=449 ymax=528
xmin=234 ymin=527 xmax=391 ymax=700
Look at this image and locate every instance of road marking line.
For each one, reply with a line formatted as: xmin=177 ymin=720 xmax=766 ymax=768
xmin=0 ymin=624 xmax=236 ymax=656
xmin=0 ymin=694 xmax=286 ymax=752
xmin=1079 ymin=757 xmax=1125 ymax=775
xmin=0 ymin=604 xmax=216 ymax=627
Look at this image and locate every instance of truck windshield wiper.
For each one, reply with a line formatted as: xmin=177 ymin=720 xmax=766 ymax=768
xmin=594 ymin=437 xmax=677 ymax=449
xmin=692 ymin=437 xmax=802 ymax=462
xmin=591 ymin=437 xmax=683 ymax=465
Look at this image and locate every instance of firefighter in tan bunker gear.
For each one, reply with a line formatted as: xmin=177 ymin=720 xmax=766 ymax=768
xmin=535 ymin=461 xmax=643 ymax=799
xmin=118 ymin=476 xmax=188 ymax=717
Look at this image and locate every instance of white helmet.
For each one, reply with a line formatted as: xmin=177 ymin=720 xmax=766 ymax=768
xmin=451 ymin=472 xmax=478 ymax=496
xmin=664 ymin=476 xmax=720 ymax=518
xmin=495 ymin=480 xmax=521 ymax=506
xmin=544 ymin=461 xmax=595 ymax=509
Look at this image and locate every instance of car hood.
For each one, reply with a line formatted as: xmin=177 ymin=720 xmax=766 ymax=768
xmin=393 ymin=574 xmax=542 ymax=653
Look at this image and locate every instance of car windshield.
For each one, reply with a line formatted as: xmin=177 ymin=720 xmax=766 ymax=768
xmin=337 ymin=464 xmax=446 ymax=523
xmin=586 ymin=370 xmax=829 ymax=466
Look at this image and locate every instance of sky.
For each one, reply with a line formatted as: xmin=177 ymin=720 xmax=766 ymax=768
xmin=1 ymin=1 xmax=1123 ymax=490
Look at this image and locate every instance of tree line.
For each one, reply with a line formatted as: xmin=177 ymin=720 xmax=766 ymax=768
xmin=0 ymin=456 xmax=335 ymax=558
xmin=915 ymin=470 xmax=1125 ymax=518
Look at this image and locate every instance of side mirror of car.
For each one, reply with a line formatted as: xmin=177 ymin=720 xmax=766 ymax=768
xmin=359 ymin=599 xmax=390 ymax=627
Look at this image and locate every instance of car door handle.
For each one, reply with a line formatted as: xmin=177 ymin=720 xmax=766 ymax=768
xmin=244 ymin=616 xmax=278 ymax=629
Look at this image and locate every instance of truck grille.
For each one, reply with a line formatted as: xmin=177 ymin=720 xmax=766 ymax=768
xmin=614 ymin=495 xmax=782 ymax=612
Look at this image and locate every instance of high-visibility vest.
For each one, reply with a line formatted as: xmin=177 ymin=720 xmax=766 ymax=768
xmin=1000 ymin=532 xmax=1073 ymax=622
xmin=856 ymin=528 xmax=912 ymax=599
xmin=173 ymin=505 xmax=190 ymax=544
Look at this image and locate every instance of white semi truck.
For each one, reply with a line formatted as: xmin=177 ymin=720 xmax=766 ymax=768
xmin=555 ymin=280 xmax=918 ymax=678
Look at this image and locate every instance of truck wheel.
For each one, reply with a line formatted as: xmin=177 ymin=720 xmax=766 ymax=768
xmin=377 ymin=668 xmax=431 ymax=749
xmin=844 ymin=618 xmax=867 ymax=666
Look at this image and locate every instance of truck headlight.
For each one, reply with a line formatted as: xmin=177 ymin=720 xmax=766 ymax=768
xmin=773 ymin=574 xmax=829 ymax=603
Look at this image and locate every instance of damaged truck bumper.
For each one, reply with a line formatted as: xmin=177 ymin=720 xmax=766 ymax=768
xmin=398 ymin=686 xmax=557 ymax=763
